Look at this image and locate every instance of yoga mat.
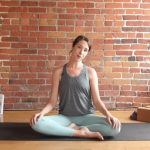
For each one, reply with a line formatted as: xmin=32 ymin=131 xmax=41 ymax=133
xmin=0 ymin=123 xmax=150 ymax=141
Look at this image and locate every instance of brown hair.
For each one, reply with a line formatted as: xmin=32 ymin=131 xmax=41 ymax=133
xmin=69 ymin=35 xmax=91 ymax=54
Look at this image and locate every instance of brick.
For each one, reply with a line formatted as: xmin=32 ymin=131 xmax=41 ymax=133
xmin=105 ymin=39 xmax=120 ymax=44
xmin=2 ymin=37 xmax=19 ymax=42
xmin=0 ymin=54 xmax=9 ymax=60
xmin=21 ymin=1 xmax=38 ymax=6
xmin=37 ymin=61 xmax=45 ymax=66
xmin=3 ymin=61 xmax=19 ymax=66
xmin=30 ymin=91 xmax=48 ymax=97
xmin=30 ymin=32 xmax=47 ymax=37
xmin=105 ymin=62 xmax=122 ymax=67
xmin=40 ymin=14 xmax=57 ymax=19
xmin=58 ymin=26 xmax=74 ymax=32
xmin=38 ymin=74 xmax=52 ymax=79
xmin=0 ymin=43 xmax=10 ymax=48
xmin=21 ymin=98 xmax=38 ymax=103
xmin=21 ymin=85 xmax=38 ymax=91
xmin=0 ymin=67 xmax=10 ymax=72
xmin=9 ymin=7 xmax=27 ymax=12
xmin=102 ymin=9 xmax=113 ymax=14
xmin=39 ymin=26 xmax=56 ymax=31
xmin=144 ymin=10 xmax=150 ymax=15
xmin=134 ymin=51 xmax=149 ymax=55
xmin=38 ymin=50 xmax=55 ymax=55
xmin=134 ymin=74 xmax=150 ymax=79
xmin=112 ymin=68 xmax=129 ymax=72
xmin=96 ymin=3 xmax=105 ymax=8
xmin=114 ymin=33 xmax=127 ymax=38
xmin=126 ymin=9 xmax=143 ymax=14
xmin=22 ymin=26 xmax=38 ymax=31
xmin=11 ymin=55 xmax=28 ymax=60
xmin=114 ymin=21 xmax=124 ymax=26
xmin=122 ymin=73 xmax=133 ymax=78
xmin=132 ymin=86 xmax=148 ymax=91
xmin=1 ymin=86 xmax=19 ymax=91
xmin=12 ymin=43 xmax=28 ymax=48
xmin=105 ymin=91 xmax=119 ymax=96
xmin=123 ymin=15 xmax=137 ymax=20
xmin=94 ymin=27 xmax=110 ymax=32
xmin=48 ymin=8 xmax=65 ymax=14
xmin=138 ymin=16 xmax=150 ymax=20
xmin=105 ymin=33 xmax=113 ymax=38
xmin=20 ymin=37 xmax=36 ymax=43
xmin=4 ymin=104 xmax=13 ymax=109
xmin=105 ymin=73 xmax=121 ymax=78
xmin=135 ymin=98 xmax=150 ymax=103
xmin=5 ymin=98 xmax=20 ymax=103
xmin=105 ymin=51 xmax=115 ymax=56
xmin=0 ymin=7 xmax=8 ymax=12
xmin=38 ymin=38 xmax=56 ymax=43
xmin=9 ymin=79 xmax=26 ymax=84
xmin=29 ymin=67 xmax=47 ymax=72
xmin=114 ymin=9 xmax=125 ymax=14
xmin=77 ymin=15 xmax=94 ymax=20
xmin=76 ymin=3 xmax=94 ymax=8
xmin=19 ymin=74 xmax=36 ymax=78
xmin=114 ymin=79 xmax=130 ymax=84
xmin=1 ymin=1 xmax=19 ymax=6
xmin=116 ymin=97 xmax=133 ymax=102
xmin=130 ymin=68 xmax=140 ymax=73
xmin=128 ymin=33 xmax=136 ymax=38
xmin=2 ymin=25 xmax=19 ymax=31
xmin=2 ymin=13 xmax=19 ymax=19
xmin=11 ymin=31 xmax=28 ymax=36
xmin=14 ymin=103 xmax=32 ymax=109
xmin=39 ymin=2 xmax=56 ymax=7
xmin=106 ymin=3 xmax=122 ymax=8
xmin=100 ymin=79 xmax=113 ymax=84
xmin=126 ymin=21 xmax=143 ymax=26
xmin=105 ymin=15 xmax=122 ymax=21
xmin=114 ymin=45 xmax=130 ymax=50
xmin=28 ymin=79 xmax=45 ymax=84
xmin=0 ymin=79 xmax=8 ymax=84
xmin=22 ymin=13 xmax=38 ymax=19
xmin=105 ymin=21 xmax=112 ymax=26
xmin=29 ymin=55 xmax=47 ymax=60
xmin=121 ymin=39 xmax=137 ymax=43
xmin=29 ymin=8 xmax=46 ymax=13
xmin=121 ymin=85 xmax=130 ymax=90
xmin=30 ymin=44 xmax=47 ymax=49
xmin=30 ymin=20 xmax=38 ymax=25
xmin=86 ymin=33 xmax=103 ymax=38
xmin=2 ymin=73 xmax=18 ymax=78
xmin=11 ymin=67 xmax=28 ymax=72
xmin=40 ymin=85 xmax=51 ymax=91
xmin=123 ymin=3 xmax=139 ymax=8
xmin=86 ymin=55 xmax=103 ymax=60
xmin=58 ymin=2 xmax=75 ymax=7
xmin=67 ymin=9 xmax=83 ymax=14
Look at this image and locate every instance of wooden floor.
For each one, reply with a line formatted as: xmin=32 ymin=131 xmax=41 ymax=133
xmin=0 ymin=111 xmax=149 ymax=150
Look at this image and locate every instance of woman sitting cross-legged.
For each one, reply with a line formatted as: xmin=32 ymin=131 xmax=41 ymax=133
xmin=30 ymin=35 xmax=121 ymax=140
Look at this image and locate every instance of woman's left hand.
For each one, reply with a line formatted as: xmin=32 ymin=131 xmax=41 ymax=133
xmin=106 ymin=114 xmax=121 ymax=129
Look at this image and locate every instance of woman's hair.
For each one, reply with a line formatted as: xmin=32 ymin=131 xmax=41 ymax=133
xmin=69 ymin=35 xmax=91 ymax=54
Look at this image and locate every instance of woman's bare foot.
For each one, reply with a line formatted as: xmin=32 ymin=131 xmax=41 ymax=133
xmin=73 ymin=127 xmax=104 ymax=140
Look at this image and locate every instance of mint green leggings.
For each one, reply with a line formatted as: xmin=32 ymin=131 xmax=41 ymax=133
xmin=31 ymin=114 xmax=121 ymax=137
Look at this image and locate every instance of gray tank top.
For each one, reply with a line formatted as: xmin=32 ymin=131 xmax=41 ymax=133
xmin=58 ymin=64 xmax=95 ymax=116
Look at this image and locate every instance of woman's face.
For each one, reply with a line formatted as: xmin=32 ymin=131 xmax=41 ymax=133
xmin=71 ymin=40 xmax=89 ymax=61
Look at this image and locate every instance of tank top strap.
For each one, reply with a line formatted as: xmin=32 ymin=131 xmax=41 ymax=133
xmin=61 ymin=64 xmax=67 ymax=76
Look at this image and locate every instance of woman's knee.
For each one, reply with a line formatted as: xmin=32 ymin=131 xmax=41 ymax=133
xmin=109 ymin=127 xmax=121 ymax=136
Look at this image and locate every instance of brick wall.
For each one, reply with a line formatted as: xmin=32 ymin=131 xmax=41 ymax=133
xmin=0 ymin=0 xmax=150 ymax=110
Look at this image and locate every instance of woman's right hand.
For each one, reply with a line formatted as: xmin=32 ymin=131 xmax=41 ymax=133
xmin=30 ymin=112 xmax=44 ymax=126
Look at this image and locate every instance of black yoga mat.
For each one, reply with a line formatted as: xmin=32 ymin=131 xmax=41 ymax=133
xmin=0 ymin=123 xmax=150 ymax=141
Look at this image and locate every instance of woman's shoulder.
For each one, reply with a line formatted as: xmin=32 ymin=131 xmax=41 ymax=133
xmin=87 ymin=66 xmax=96 ymax=73
xmin=53 ymin=64 xmax=66 ymax=76
xmin=86 ymin=66 xmax=97 ymax=79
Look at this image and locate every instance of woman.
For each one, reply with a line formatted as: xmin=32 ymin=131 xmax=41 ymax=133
xmin=30 ymin=35 xmax=121 ymax=140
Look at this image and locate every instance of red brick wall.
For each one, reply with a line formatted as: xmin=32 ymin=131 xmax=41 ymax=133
xmin=0 ymin=0 xmax=150 ymax=110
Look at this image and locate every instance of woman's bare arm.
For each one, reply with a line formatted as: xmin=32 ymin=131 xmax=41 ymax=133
xmin=88 ymin=67 xmax=110 ymax=116
xmin=40 ymin=67 xmax=62 ymax=115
